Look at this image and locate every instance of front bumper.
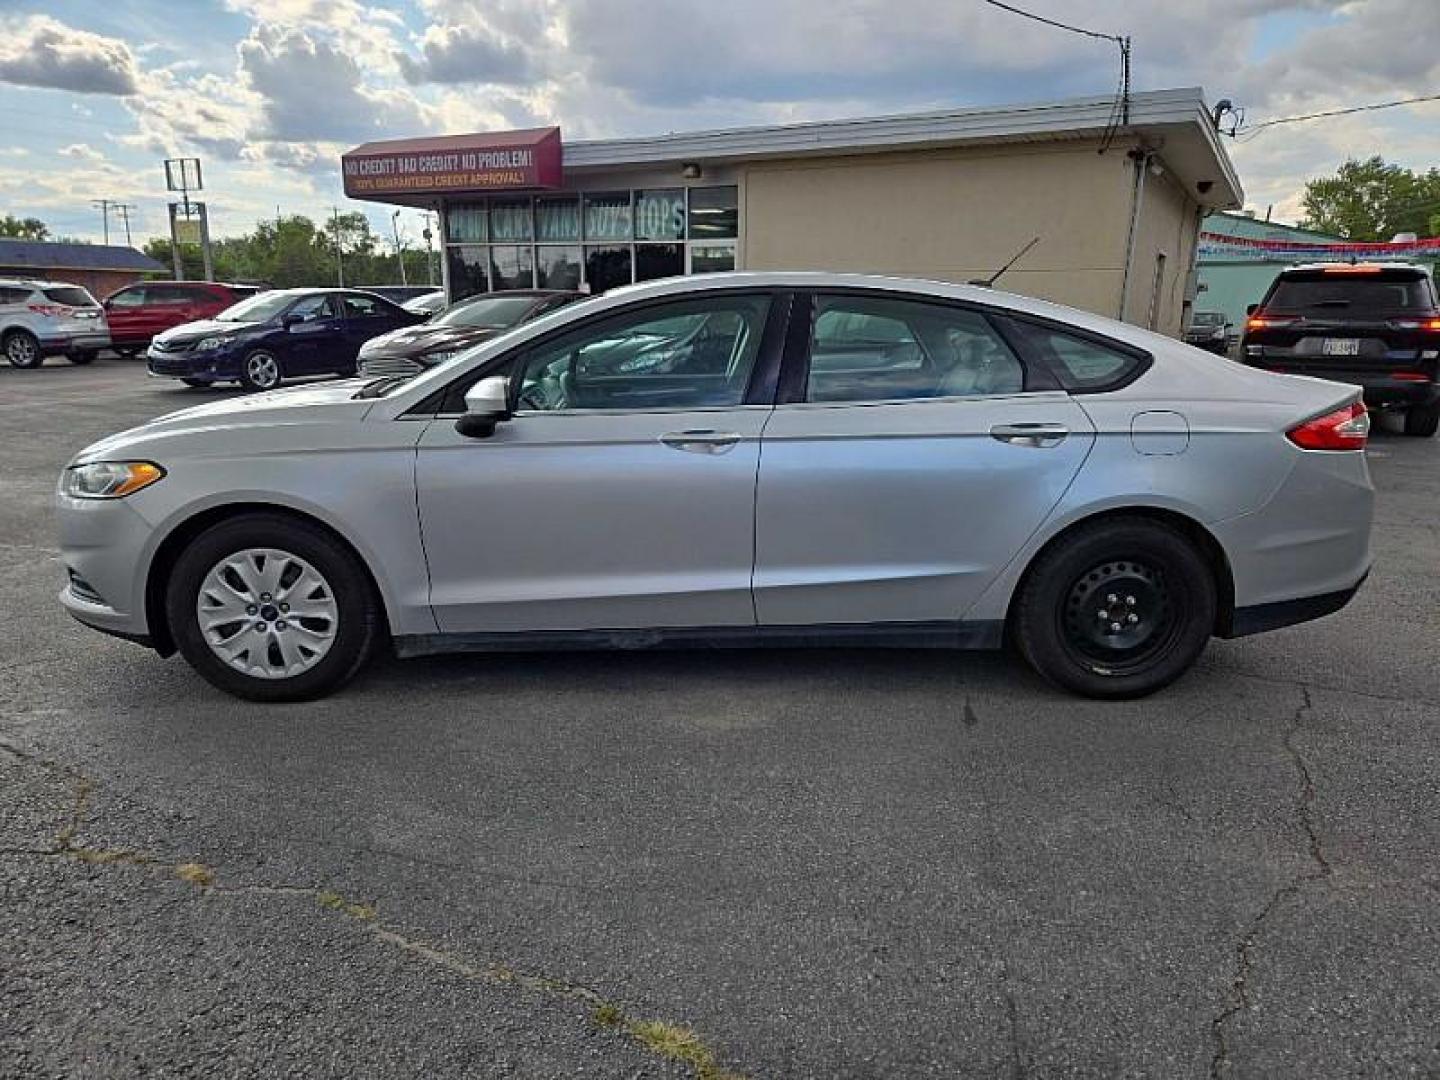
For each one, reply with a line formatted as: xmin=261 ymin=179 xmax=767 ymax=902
xmin=55 ymin=492 xmax=157 ymax=642
xmin=147 ymin=344 xmax=243 ymax=379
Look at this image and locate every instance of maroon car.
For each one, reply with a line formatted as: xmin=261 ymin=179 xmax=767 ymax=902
xmin=104 ymin=281 xmax=262 ymax=357
xmin=356 ymin=290 xmax=582 ymax=377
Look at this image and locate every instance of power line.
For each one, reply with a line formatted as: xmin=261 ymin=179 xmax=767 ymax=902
xmin=1233 ymin=93 xmax=1440 ymax=142
xmin=978 ymin=0 xmax=1130 ymax=151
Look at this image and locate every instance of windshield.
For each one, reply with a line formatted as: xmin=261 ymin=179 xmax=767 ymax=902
xmin=216 ymin=291 xmax=295 ymax=323
xmin=1191 ymin=312 xmax=1224 ymax=327
xmin=1268 ymin=274 xmax=1436 ymax=313
xmin=436 ymin=295 xmax=539 ymax=329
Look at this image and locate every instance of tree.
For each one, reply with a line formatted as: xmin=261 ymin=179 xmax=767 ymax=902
xmin=1300 ymin=156 xmax=1440 ymax=241
xmin=0 ymin=214 xmax=50 ymax=240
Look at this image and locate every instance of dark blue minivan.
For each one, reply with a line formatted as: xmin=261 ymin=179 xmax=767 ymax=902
xmin=146 ymin=288 xmax=422 ymax=391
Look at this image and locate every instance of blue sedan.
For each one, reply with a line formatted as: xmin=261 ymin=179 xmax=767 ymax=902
xmin=146 ymin=288 xmax=422 ymax=391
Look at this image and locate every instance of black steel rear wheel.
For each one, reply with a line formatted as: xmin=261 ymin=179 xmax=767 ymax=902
xmin=1014 ymin=517 xmax=1216 ymax=699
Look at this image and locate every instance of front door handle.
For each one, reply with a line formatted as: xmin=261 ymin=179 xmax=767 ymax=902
xmin=660 ymin=430 xmax=742 ymax=455
xmin=990 ymin=422 xmax=1069 ymax=448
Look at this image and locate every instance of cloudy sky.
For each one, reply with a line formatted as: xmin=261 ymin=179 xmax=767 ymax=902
xmin=0 ymin=0 xmax=1434 ymax=248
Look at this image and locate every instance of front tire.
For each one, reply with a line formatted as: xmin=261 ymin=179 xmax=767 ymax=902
xmin=239 ymin=349 xmax=283 ymax=392
xmin=4 ymin=329 xmax=42 ymax=368
xmin=165 ymin=514 xmax=383 ymax=701
xmin=1012 ymin=517 xmax=1216 ymax=699
xmin=1403 ymin=403 xmax=1439 ymax=438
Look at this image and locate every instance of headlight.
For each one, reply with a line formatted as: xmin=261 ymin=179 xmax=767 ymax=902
xmin=62 ymin=461 xmax=166 ymax=499
xmin=196 ymin=336 xmax=231 ymax=351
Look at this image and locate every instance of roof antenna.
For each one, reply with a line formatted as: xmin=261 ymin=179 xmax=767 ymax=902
xmin=971 ymin=237 xmax=1041 ymax=287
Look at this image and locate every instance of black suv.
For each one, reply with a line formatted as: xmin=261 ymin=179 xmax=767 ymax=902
xmin=1240 ymin=263 xmax=1440 ymax=437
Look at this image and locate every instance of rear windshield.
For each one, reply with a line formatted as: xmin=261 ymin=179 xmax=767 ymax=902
xmin=43 ymin=286 xmax=96 ymax=307
xmin=436 ymin=295 xmax=539 ymax=328
xmin=1267 ymin=272 xmax=1436 ymax=313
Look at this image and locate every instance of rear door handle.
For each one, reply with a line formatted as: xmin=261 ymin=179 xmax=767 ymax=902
xmin=990 ymin=422 xmax=1069 ymax=448
xmin=660 ymin=430 xmax=742 ymax=455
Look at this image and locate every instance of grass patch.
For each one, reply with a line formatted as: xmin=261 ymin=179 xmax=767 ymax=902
xmin=626 ymin=1019 xmax=741 ymax=1080
xmin=592 ymin=1002 xmax=624 ymax=1028
xmin=175 ymin=862 xmax=214 ymax=888
xmin=317 ymin=890 xmax=376 ymax=920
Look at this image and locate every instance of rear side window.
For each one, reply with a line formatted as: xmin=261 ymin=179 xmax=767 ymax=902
xmin=343 ymin=294 xmax=389 ymax=318
xmin=805 ymin=295 xmax=1024 ymax=402
xmin=42 ymin=286 xmax=95 ymax=307
xmin=1009 ymin=321 xmax=1146 ymax=392
xmin=1267 ymin=272 xmax=1435 ymax=313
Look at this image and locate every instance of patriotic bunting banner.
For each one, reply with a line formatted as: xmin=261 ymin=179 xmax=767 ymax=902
xmin=1199 ymin=231 xmax=1440 ymax=260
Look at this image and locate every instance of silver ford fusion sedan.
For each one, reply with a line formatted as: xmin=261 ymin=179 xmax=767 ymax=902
xmin=56 ymin=272 xmax=1374 ymax=702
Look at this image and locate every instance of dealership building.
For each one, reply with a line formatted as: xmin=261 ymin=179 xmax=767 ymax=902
xmin=343 ymin=87 xmax=1241 ymax=336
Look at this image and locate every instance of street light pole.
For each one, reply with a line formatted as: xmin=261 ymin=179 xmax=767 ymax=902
xmin=391 ymin=209 xmax=407 ymax=286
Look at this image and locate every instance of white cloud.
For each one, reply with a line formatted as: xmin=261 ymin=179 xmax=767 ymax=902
xmin=0 ymin=15 xmax=139 ymax=95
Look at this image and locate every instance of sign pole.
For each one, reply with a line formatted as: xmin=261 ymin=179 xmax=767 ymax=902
xmin=168 ymin=202 xmax=183 ymax=281
xmin=199 ymin=202 xmax=214 ymax=282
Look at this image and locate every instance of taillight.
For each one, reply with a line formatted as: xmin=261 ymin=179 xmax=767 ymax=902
xmin=1287 ymin=402 xmax=1369 ymax=451
xmin=1245 ymin=315 xmax=1296 ymax=332
xmin=1393 ymin=372 xmax=1432 ymax=382
xmin=27 ymin=303 xmax=67 ymax=317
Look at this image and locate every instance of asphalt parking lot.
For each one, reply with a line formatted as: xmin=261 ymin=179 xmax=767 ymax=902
xmin=3 ymin=355 xmax=1438 ymax=1078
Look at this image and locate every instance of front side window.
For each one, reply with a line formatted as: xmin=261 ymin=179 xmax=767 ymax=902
xmin=106 ymin=286 xmax=146 ymax=307
xmin=805 ymin=295 xmax=1024 ymax=403
xmin=289 ymin=294 xmax=336 ymax=320
xmin=513 ymin=294 xmax=771 ymax=412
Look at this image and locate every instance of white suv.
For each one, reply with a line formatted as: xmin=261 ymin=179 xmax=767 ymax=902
xmin=1 ymin=278 xmax=111 ymax=368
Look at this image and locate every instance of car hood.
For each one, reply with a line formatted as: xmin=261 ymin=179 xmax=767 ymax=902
xmin=360 ymin=323 xmax=501 ymax=358
xmin=72 ymin=380 xmax=374 ymax=464
xmin=155 ymin=318 xmax=261 ymax=344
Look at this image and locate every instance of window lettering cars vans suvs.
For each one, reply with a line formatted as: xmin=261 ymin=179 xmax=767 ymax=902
xmin=104 ymin=281 xmax=262 ymax=358
xmin=1240 ymin=263 xmax=1440 ymax=437
xmin=1 ymin=279 xmax=110 ymax=368
xmin=146 ymin=287 xmax=422 ymax=391
xmin=58 ymin=273 xmax=1375 ymax=702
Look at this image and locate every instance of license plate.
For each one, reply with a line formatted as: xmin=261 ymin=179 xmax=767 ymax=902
xmin=1322 ymin=339 xmax=1361 ymax=356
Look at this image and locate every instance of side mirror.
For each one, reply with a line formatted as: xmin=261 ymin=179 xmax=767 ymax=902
xmin=455 ymin=375 xmax=511 ymax=439
xmin=1245 ymin=303 xmax=1259 ymax=316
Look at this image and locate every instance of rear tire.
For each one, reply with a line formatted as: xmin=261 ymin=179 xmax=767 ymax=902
xmin=67 ymin=350 xmax=96 ymax=365
xmin=4 ymin=329 xmax=42 ymax=369
xmin=165 ymin=514 xmax=383 ymax=702
xmin=1403 ymin=403 xmax=1439 ymax=438
xmin=1013 ymin=517 xmax=1216 ymax=699
xmin=113 ymin=346 xmax=141 ymax=359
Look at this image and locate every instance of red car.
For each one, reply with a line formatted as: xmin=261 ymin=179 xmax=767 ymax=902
xmin=104 ymin=281 xmax=262 ymax=357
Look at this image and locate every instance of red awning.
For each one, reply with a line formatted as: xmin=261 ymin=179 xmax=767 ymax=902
xmin=342 ymin=127 xmax=562 ymax=200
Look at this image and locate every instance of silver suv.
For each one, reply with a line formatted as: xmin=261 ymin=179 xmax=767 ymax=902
xmin=1 ymin=278 xmax=111 ymax=368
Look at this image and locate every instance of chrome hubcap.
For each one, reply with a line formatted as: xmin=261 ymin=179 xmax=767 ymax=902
xmin=247 ymin=353 xmax=279 ymax=388
xmin=196 ymin=548 xmax=338 ymax=679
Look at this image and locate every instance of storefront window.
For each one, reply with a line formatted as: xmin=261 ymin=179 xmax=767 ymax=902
xmin=636 ymin=244 xmax=684 ymax=282
xmin=688 ymin=186 xmax=738 ymax=240
xmin=490 ymin=244 xmax=535 ymax=290
xmin=536 ymin=197 xmax=580 ymax=242
xmin=584 ymin=193 xmax=631 ymax=241
xmin=690 ymin=242 xmax=736 ymax=274
xmin=634 ymin=189 xmax=686 ymax=241
xmin=537 ymin=245 xmax=582 ymax=290
xmin=447 ymin=244 xmax=490 ymax=300
xmin=585 ymin=245 xmax=632 ymax=293
xmin=490 ymin=199 xmax=533 ymax=242
xmin=447 ymin=203 xmax=487 ymax=243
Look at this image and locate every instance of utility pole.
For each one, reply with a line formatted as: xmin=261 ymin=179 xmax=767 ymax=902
xmin=92 ymin=199 xmax=113 ymax=244
xmin=391 ymin=209 xmax=407 ymax=285
xmin=114 ymin=203 xmax=135 ymax=246
xmin=331 ymin=206 xmax=345 ymax=287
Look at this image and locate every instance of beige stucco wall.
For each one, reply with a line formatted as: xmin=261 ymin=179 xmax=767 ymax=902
xmin=1119 ymin=161 xmax=1202 ymax=335
xmin=740 ymin=139 xmax=1199 ymax=332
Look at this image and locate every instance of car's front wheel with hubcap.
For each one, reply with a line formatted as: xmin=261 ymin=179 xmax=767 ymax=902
xmin=1012 ymin=517 xmax=1216 ymax=699
xmin=165 ymin=514 xmax=383 ymax=701
xmin=239 ymin=349 xmax=282 ymax=392
xmin=4 ymin=329 xmax=42 ymax=368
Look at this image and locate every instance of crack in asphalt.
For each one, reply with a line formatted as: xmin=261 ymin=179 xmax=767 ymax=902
xmin=1209 ymin=686 xmax=1332 ymax=1079
xmin=998 ymin=957 xmax=1027 ymax=1080
xmin=0 ymin=738 xmax=746 ymax=1080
